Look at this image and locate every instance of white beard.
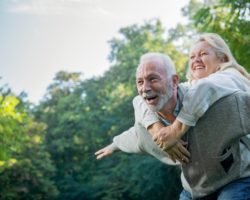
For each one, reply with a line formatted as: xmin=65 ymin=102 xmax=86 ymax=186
xmin=148 ymin=83 xmax=173 ymax=112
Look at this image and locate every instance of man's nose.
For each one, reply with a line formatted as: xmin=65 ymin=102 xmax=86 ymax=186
xmin=142 ymin=81 xmax=151 ymax=92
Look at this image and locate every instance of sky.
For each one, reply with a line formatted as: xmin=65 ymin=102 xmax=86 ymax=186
xmin=0 ymin=0 xmax=189 ymax=104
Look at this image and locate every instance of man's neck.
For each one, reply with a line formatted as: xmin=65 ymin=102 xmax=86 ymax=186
xmin=157 ymin=96 xmax=177 ymax=122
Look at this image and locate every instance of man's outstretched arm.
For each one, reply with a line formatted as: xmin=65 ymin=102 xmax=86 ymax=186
xmin=95 ymin=126 xmax=142 ymax=160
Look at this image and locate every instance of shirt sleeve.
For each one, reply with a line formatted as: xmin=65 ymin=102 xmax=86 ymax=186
xmin=177 ymin=70 xmax=246 ymax=126
xmin=111 ymin=126 xmax=143 ymax=153
xmin=133 ymin=95 xmax=159 ymax=129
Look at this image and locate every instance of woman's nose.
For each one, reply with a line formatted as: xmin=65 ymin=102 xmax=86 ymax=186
xmin=193 ymin=55 xmax=202 ymax=63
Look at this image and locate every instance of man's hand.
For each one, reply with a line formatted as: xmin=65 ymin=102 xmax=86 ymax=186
xmin=153 ymin=120 xmax=189 ymax=150
xmin=165 ymin=140 xmax=190 ymax=165
xmin=148 ymin=121 xmax=190 ymax=164
xmin=95 ymin=146 xmax=113 ymax=160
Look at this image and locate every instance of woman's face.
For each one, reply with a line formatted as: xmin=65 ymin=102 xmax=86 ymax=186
xmin=189 ymin=41 xmax=224 ymax=80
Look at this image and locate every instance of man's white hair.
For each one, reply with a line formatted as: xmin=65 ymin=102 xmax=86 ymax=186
xmin=137 ymin=52 xmax=177 ymax=79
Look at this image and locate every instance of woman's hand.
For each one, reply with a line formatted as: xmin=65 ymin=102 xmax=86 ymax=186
xmin=153 ymin=120 xmax=189 ymax=150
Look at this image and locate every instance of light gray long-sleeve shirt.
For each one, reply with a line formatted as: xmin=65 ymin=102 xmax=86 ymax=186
xmin=109 ymin=91 xmax=250 ymax=198
xmin=108 ymin=85 xmax=192 ymax=193
xmin=177 ymin=68 xmax=250 ymax=126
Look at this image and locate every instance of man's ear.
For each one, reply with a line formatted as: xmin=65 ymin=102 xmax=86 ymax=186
xmin=172 ymin=75 xmax=179 ymax=87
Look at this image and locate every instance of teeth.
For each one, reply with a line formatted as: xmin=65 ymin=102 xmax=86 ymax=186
xmin=142 ymin=93 xmax=156 ymax=99
xmin=194 ymin=66 xmax=204 ymax=70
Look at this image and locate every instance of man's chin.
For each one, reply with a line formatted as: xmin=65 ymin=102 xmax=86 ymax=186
xmin=147 ymin=105 xmax=159 ymax=112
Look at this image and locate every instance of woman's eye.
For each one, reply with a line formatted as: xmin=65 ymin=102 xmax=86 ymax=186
xmin=190 ymin=55 xmax=195 ymax=59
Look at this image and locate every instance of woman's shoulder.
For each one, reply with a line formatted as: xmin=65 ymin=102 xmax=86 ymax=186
xmin=179 ymin=81 xmax=191 ymax=93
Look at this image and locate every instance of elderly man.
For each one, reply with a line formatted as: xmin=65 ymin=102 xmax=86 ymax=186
xmin=95 ymin=53 xmax=190 ymax=163
xmin=95 ymin=53 xmax=250 ymax=199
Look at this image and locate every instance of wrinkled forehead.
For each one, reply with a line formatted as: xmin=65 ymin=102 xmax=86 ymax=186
xmin=136 ymin=60 xmax=166 ymax=78
xmin=189 ymin=41 xmax=214 ymax=55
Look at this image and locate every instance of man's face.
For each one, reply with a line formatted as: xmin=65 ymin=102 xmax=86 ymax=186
xmin=136 ymin=60 xmax=174 ymax=112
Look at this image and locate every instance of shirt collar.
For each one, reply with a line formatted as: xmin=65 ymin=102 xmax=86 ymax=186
xmin=157 ymin=89 xmax=183 ymax=126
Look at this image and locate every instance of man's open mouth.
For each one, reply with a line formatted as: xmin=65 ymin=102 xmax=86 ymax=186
xmin=145 ymin=95 xmax=157 ymax=101
xmin=142 ymin=93 xmax=158 ymax=104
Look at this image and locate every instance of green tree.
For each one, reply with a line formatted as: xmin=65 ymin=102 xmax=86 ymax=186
xmin=0 ymin=120 xmax=59 ymax=200
xmin=108 ymin=19 xmax=188 ymax=83
xmin=33 ymin=20 xmax=186 ymax=200
xmin=34 ymin=71 xmax=99 ymax=199
xmin=89 ymin=19 xmax=185 ymax=200
xmin=184 ymin=0 xmax=250 ymax=71
xmin=0 ymin=84 xmax=58 ymax=200
xmin=0 ymin=86 xmax=28 ymax=171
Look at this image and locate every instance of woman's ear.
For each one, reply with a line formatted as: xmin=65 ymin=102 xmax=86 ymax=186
xmin=221 ymin=55 xmax=229 ymax=63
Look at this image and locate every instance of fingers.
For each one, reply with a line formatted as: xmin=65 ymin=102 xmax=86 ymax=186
xmin=180 ymin=140 xmax=188 ymax=148
xmin=153 ymin=132 xmax=163 ymax=143
xmin=154 ymin=132 xmax=178 ymax=151
xmin=94 ymin=149 xmax=103 ymax=155
xmin=168 ymin=154 xmax=177 ymax=163
xmin=95 ymin=148 xmax=105 ymax=156
xmin=179 ymin=155 xmax=189 ymax=165
xmin=95 ymin=149 xmax=104 ymax=160
xmin=154 ymin=135 xmax=166 ymax=150
xmin=166 ymin=141 xmax=190 ymax=165
xmin=96 ymin=153 xmax=105 ymax=160
xmin=94 ymin=148 xmax=113 ymax=160
xmin=168 ymin=150 xmax=185 ymax=164
xmin=96 ymin=151 xmax=109 ymax=160
xmin=152 ymin=134 xmax=158 ymax=142
xmin=176 ymin=142 xmax=190 ymax=158
xmin=176 ymin=144 xmax=190 ymax=164
xmin=172 ymin=150 xmax=187 ymax=164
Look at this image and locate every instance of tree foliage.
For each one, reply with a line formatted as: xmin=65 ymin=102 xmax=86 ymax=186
xmin=0 ymin=85 xmax=58 ymax=200
xmin=185 ymin=0 xmax=250 ymax=71
xmin=1 ymin=1 xmax=250 ymax=199
xmin=30 ymin=20 xmax=185 ymax=200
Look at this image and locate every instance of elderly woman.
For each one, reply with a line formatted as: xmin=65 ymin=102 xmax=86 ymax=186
xmin=151 ymin=33 xmax=250 ymax=199
xmin=154 ymin=33 xmax=250 ymax=149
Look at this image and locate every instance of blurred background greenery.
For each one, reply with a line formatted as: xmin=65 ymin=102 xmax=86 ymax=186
xmin=0 ymin=0 xmax=249 ymax=199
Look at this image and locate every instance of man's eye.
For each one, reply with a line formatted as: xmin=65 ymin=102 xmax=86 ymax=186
xmin=150 ymin=78 xmax=157 ymax=82
xmin=190 ymin=55 xmax=195 ymax=60
xmin=137 ymin=80 xmax=143 ymax=85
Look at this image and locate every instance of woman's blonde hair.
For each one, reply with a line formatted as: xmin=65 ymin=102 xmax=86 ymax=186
xmin=187 ymin=33 xmax=250 ymax=81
